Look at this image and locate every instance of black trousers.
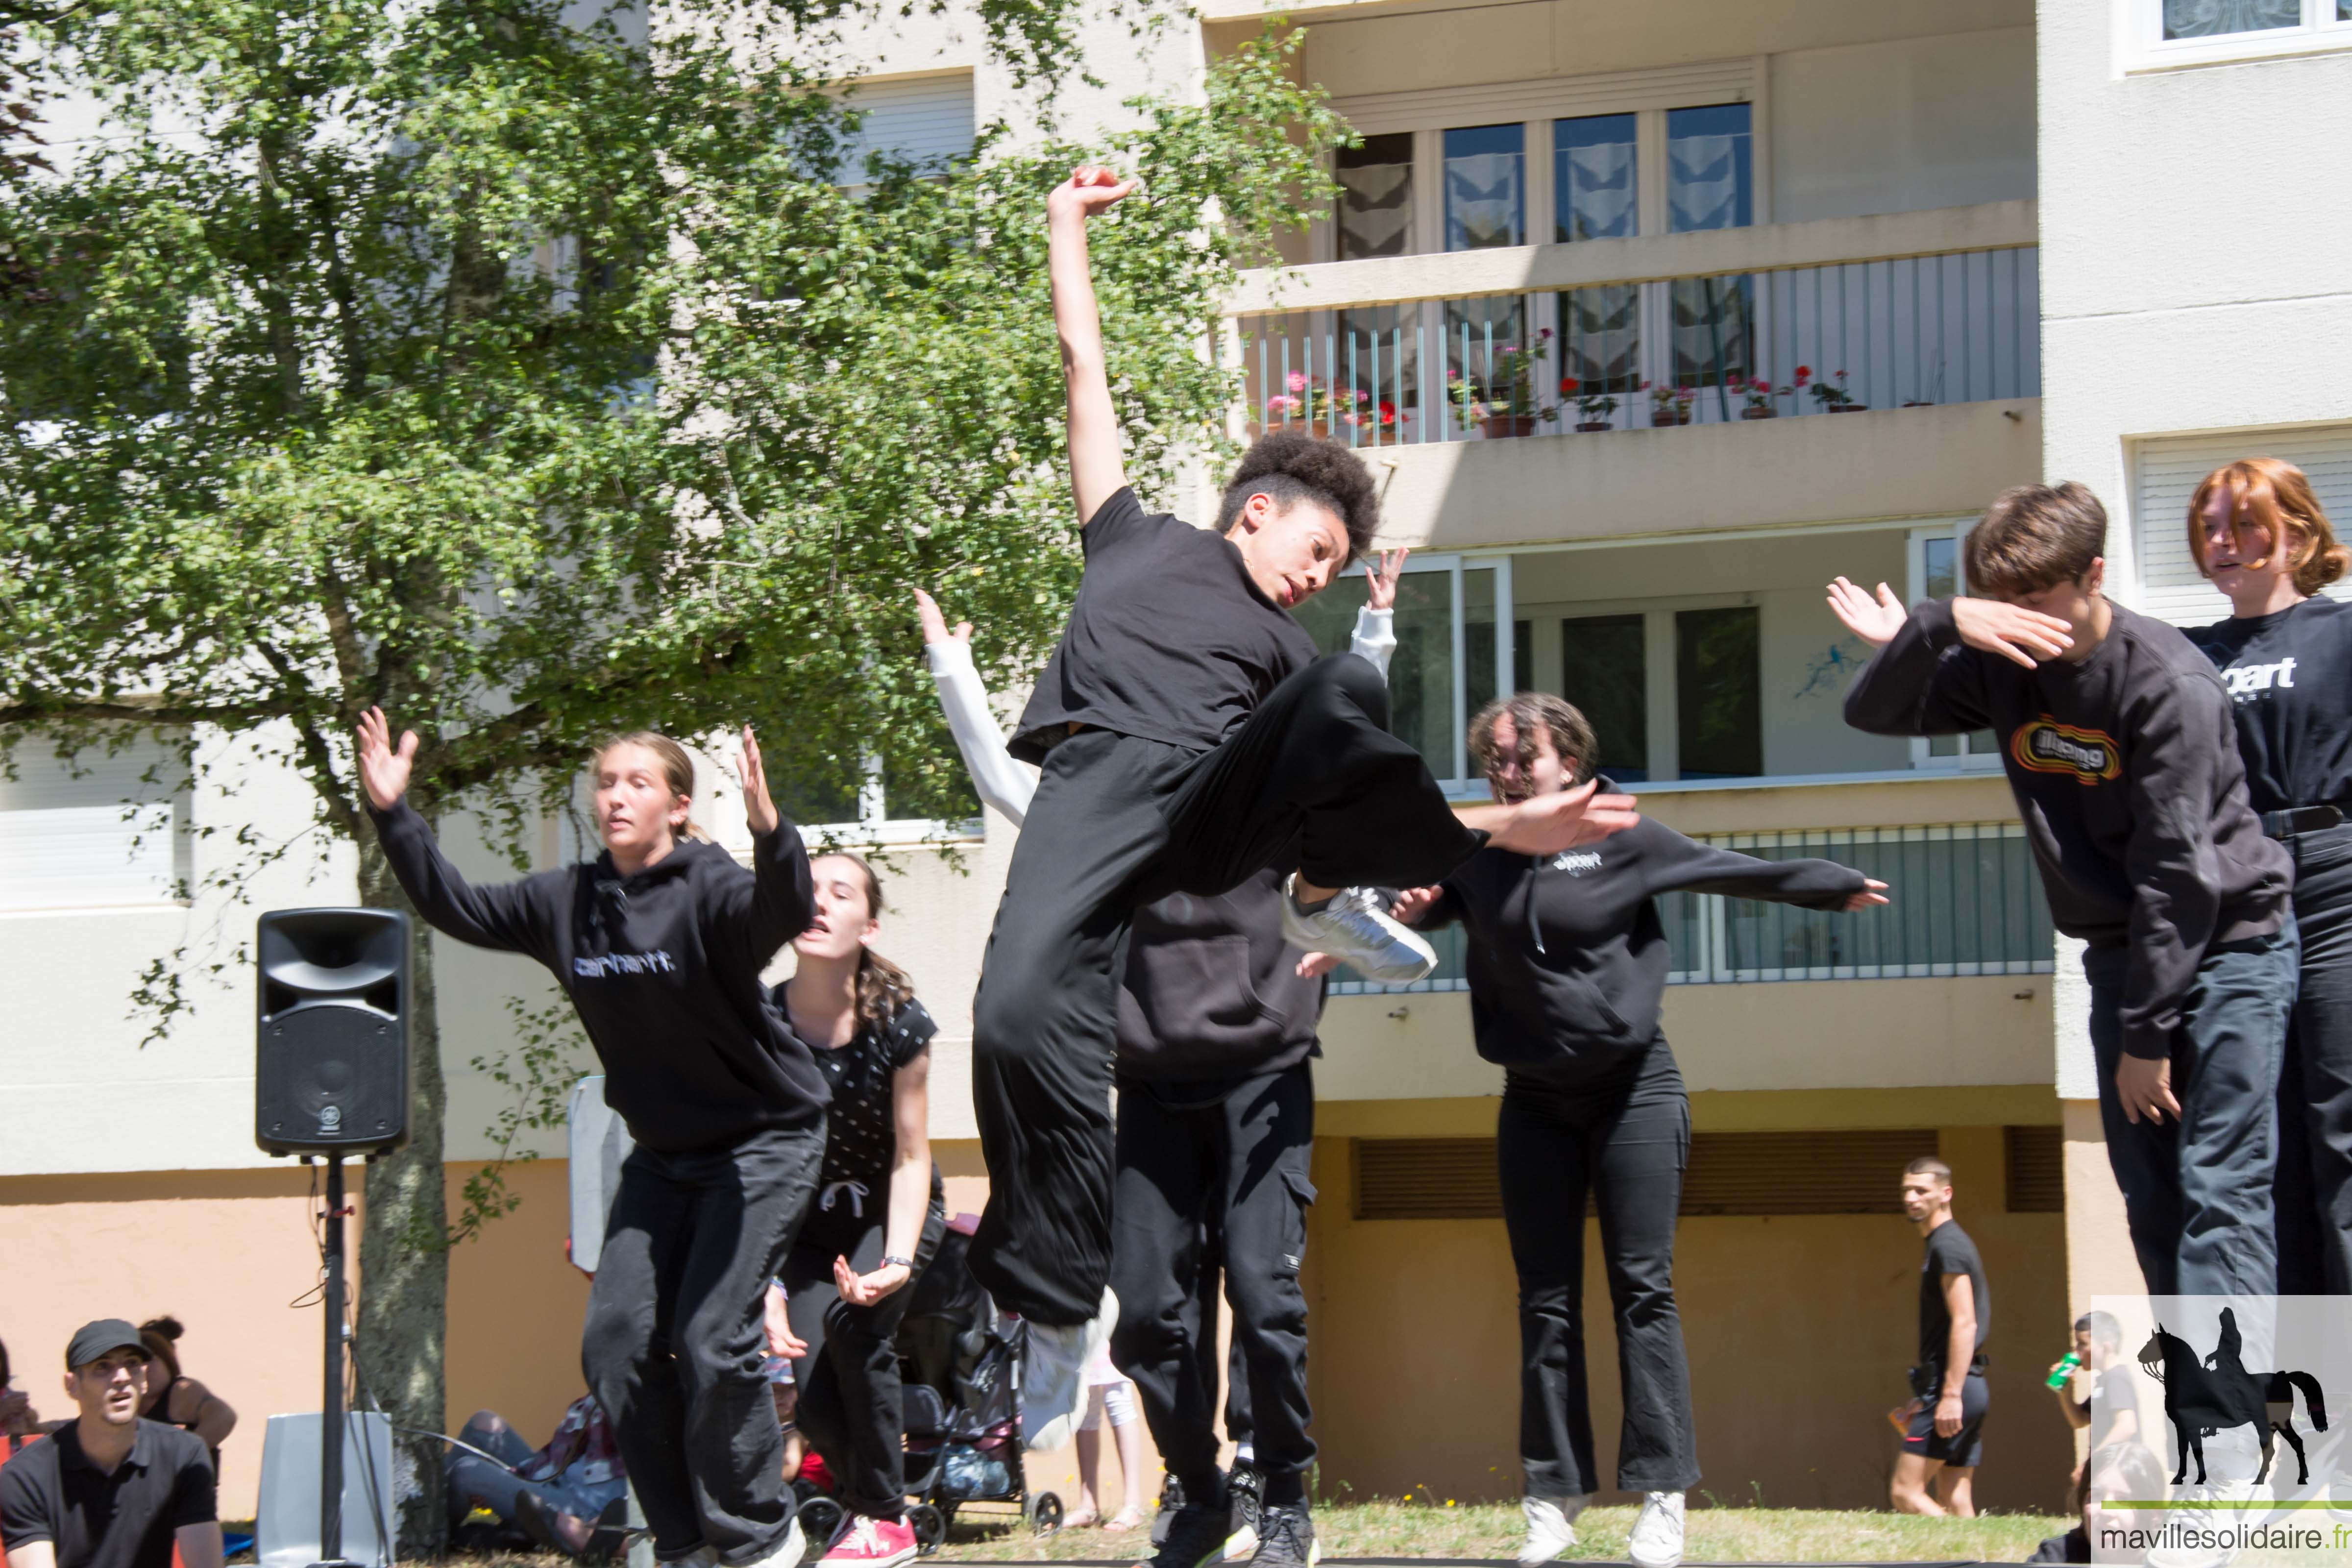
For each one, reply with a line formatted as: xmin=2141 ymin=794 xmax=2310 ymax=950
xmin=970 ymin=655 xmax=1482 ymax=1324
xmin=2275 ymin=825 xmax=2352 ymax=1295
xmin=1499 ymin=1042 xmax=1700 ymax=1500
xmin=781 ymin=1197 xmax=949 ymax=1519
xmin=584 ymin=1124 xmax=824 ymax=1564
xmin=1110 ymin=1065 xmax=1316 ymax=1504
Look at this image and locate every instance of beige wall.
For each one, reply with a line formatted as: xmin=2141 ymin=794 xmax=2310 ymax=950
xmin=1302 ymin=1119 xmax=2072 ymax=1512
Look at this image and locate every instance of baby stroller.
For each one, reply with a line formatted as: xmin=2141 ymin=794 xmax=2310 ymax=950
xmin=893 ymin=1226 xmax=1063 ymax=1553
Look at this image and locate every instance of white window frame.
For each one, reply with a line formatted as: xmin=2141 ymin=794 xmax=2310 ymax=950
xmin=2123 ymin=0 xmax=2352 ymax=71
xmin=1354 ymin=550 xmax=1514 ymax=790
xmin=1904 ymin=519 xmax=2004 ymax=773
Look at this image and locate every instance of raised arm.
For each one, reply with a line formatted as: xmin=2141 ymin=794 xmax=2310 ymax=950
xmin=1049 ymin=166 xmax=1138 ymax=527
xmin=1348 ymin=549 xmax=1408 ymax=678
xmin=357 ymin=708 xmax=564 ymax=964
xmin=916 ymin=588 xmax=1038 ymax=825
xmin=1838 ymin=595 xmax=1998 ymax=738
xmin=709 ymin=725 xmax=817 ymax=961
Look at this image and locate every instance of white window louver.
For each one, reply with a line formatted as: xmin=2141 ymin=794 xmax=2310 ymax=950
xmin=2132 ymin=424 xmax=2352 ymax=627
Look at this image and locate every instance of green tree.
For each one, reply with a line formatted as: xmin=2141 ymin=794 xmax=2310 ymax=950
xmin=0 ymin=0 xmax=1340 ymax=1537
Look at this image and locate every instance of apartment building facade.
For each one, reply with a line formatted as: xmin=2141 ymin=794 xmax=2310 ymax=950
xmin=7 ymin=0 xmax=2348 ymax=1524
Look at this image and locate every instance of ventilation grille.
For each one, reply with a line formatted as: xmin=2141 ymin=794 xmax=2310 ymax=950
xmin=1352 ymin=1129 xmax=1941 ymax=1221
xmin=2005 ymin=1124 xmax=2064 ymax=1213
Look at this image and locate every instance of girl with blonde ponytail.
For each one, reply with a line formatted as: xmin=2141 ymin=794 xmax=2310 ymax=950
xmin=355 ymin=711 xmax=825 ymax=1568
xmin=770 ymin=853 xmax=945 ymax=1568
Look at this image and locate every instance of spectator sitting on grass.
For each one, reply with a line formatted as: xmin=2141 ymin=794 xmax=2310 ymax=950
xmin=0 ymin=1320 xmax=221 ymax=1568
xmin=2028 ymin=1438 xmax=2166 ymax=1563
xmin=447 ymin=1397 xmax=627 ymax=1561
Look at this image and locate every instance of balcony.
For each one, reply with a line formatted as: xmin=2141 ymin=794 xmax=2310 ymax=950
xmin=1225 ymin=200 xmax=2043 ymax=547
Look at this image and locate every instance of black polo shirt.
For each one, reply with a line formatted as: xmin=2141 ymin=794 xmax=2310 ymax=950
xmin=0 ymin=1421 xmax=215 ymax=1568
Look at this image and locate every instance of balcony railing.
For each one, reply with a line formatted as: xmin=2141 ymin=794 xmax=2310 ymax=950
xmin=1228 ymin=200 xmax=2038 ymax=448
xmin=1327 ymin=822 xmax=2053 ymax=995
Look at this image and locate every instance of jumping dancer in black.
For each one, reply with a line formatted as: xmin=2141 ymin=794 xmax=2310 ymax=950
xmin=770 ymin=853 xmax=946 ymax=1568
xmin=971 ymin=165 xmax=1640 ymax=1452
xmin=1393 ymin=695 xmax=1885 ymax=1568
xmin=2180 ymin=457 xmax=2352 ymax=1293
xmin=356 ymin=712 xmax=821 ymax=1568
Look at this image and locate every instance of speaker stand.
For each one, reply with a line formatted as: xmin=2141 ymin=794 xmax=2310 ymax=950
xmin=313 ymin=1155 xmax=362 ymax=1568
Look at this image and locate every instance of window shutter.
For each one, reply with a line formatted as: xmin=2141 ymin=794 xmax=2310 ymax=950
xmin=2004 ymin=1124 xmax=2063 ymax=1213
xmin=2131 ymin=425 xmax=2352 ymax=626
xmin=1351 ymin=1128 xmax=1940 ymax=1220
xmin=0 ymin=741 xmax=185 ymax=911
xmin=834 ymin=73 xmax=975 ymax=174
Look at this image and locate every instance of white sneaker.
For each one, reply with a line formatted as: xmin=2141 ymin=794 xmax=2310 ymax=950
xmin=1279 ymin=879 xmax=1437 ymax=985
xmin=1517 ymin=1495 xmax=1587 ymax=1567
xmin=1628 ymin=1492 xmax=1685 ymax=1568
xmin=1019 ymin=1285 xmax=1117 ymax=1451
xmin=739 ymin=1521 xmax=806 ymax=1568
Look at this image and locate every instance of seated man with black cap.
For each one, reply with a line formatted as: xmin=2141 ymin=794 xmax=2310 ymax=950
xmin=0 ymin=1321 xmax=221 ymax=1568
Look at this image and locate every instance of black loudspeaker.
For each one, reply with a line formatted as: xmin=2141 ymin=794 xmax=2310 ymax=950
xmin=255 ymin=907 xmax=413 ymax=1157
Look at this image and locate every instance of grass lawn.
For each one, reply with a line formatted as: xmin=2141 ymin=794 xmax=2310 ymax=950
xmin=924 ymin=1498 xmax=2067 ymax=1563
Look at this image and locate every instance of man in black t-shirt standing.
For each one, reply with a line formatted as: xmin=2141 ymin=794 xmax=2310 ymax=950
xmin=0 ymin=1322 xmax=220 ymax=1568
xmin=1888 ymin=1160 xmax=1990 ymax=1517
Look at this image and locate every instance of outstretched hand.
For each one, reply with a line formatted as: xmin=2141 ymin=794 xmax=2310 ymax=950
xmin=355 ymin=707 xmax=417 ymax=811
xmin=1951 ymin=596 xmax=2074 ymax=669
xmin=1486 ymin=779 xmax=1642 ymax=858
xmin=913 ymin=588 xmax=973 ymax=649
xmin=1295 ymin=951 xmax=1342 ymax=979
xmin=1844 ymin=879 xmax=1891 ymax=912
xmin=835 ymin=1252 xmax=911 ymax=1307
xmin=1047 ymin=165 xmax=1137 ymax=222
xmin=1365 ymin=549 xmax=1411 ymax=612
xmin=738 ymin=725 xmax=778 ymax=836
xmin=1390 ymin=886 xmax=1443 ymax=926
xmin=1826 ymin=577 xmax=1907 ymax=648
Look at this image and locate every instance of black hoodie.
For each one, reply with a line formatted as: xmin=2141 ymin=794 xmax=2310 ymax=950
xmin=369 ymin=799 xmax=825 ymax=1151
xmin=1115 ymin=868 xmax=1323 ymax=1094
xmin=1423 ymin=803 xmax=1866 ymax=1079
xmin=1843 ymin=597 xmax=2290 ymax=1061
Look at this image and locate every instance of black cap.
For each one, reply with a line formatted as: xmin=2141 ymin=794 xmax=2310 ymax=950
xmin=65 ymin=1320 xmax=150 ymax=1372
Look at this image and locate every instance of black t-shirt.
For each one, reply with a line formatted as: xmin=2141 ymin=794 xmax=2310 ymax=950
xmin=0 ymin=1421 xmax=216 ymax=1568
xmin=1918 ymin=1220 xmax=1991 ymax=1372
xmin=2185 ymin=595 xmax=2352 ymax=817
xmin=1011 ymin=488 xmax=1319 ymax=763
xmin=776 ymin=994 xmax=944 ymax=1201
xmin=2088 ymin=1362 xmax=2138 ymax=1452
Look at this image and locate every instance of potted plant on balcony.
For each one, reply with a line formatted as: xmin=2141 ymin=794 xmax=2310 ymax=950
xmin=1262 ymin=373 xmax=1368 ymax=439
xmin=1478 ymin=331 xmax=1554 ymax=438
xmin=1645 ymin=379 xmax=1696 ymax=427
xmin=1343 ymin=396 xmax=1401 ymax=442
xmin=1809 ymin=368 xmax=1867 ymax=414
xmin=1732 ymin=372 xmax=1797 ymax=419
xmin=1559 ymin=376 xmax=1618 ymax=432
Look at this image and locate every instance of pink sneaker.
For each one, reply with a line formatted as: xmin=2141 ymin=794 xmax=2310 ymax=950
xmin=819 ymin=1515 xmax=917 ymax=1568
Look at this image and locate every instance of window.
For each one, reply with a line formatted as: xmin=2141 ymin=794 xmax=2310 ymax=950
xmin=1666 ymin=103 xmax=1755 ymax=393
xmin=1554 ymin=114 xmax=1641 ymax=398
xmin=1443 ymin=123 xmax=1525 ymax=250
xmin=1560 ymin=613 xmax=1649 ymax=781
xmin=1674 ymin=606 xmax=1761 ymax=779
xmin=0 ymin=739 xmax=189 ymax=912
xmin=2128 ymin=0 xmax=2352 ymax=65
xmin=1292 ymin=553 xmax=1513 ymax=786
xmin=1907 ymin=522 xmax=2002 ymax=768
xmin=1336 ymin=132 xmax=1415 ymax=261
xmin=829 ymin=72 xmax=976 ymax=179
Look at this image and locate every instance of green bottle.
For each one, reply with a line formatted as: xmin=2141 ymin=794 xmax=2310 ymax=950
xmin=2045 ymin=1350 xmax=2082 ymax=1391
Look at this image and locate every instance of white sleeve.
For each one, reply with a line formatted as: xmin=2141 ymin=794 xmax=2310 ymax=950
xmin=926 ymin=640 xmax=1037 ymax=827
xmin=1348 ymin=605 xmax=1396 ymax=681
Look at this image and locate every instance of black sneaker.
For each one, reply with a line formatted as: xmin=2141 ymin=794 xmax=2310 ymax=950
xmin=1150 ymin=1478 xmax=1185 ymax=1548
xmin=1223 ymin=1468 xmax=1262 ymax=1562
xmin=1141 ymin=1494 xmax=1231 ymax=1568
xmin=1247 ymin=1505 xmax=1316 ymax=1568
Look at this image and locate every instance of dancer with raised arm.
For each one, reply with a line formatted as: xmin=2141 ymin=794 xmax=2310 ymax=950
xmin=916 ymin=554 xmax=1411 ymax=1568
xmin=2178 ymin=458 xmax=2352 ymax=1292
xmin=1391 ymin=695 xmax=1886 ymax=1568
xmin=355 ymin=711 xmax=823 ymax=1568
xmin=968 ymin=166 xmax=1641 ymax=1454
xmin=771 ymin=853 xmax=947 ymax=1568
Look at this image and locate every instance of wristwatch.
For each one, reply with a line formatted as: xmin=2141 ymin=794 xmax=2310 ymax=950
xmin=882 ymin=1255 xmax=915 ymax=1270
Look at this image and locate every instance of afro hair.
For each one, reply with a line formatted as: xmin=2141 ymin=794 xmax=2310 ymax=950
xmin=1214 ymin=430 xmax=1381 ymax=560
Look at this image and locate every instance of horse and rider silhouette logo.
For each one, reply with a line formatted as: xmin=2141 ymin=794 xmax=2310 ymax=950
xmin=2137 ymin=1309 xmax=2329 ymax=1486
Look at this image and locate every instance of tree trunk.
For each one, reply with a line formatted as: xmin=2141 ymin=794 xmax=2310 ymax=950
xmin=354 ymin=817 xmax=449 ymax=1556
